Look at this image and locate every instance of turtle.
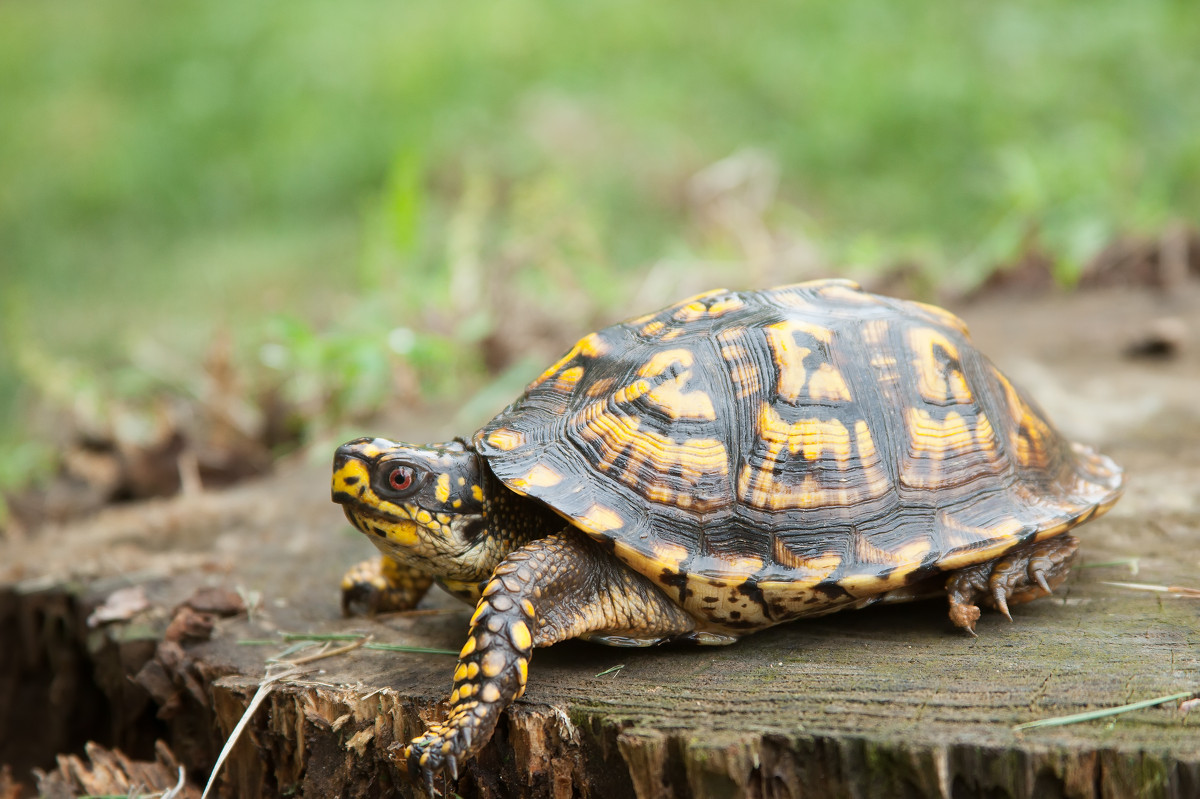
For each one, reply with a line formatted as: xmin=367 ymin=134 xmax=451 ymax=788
xmin=330 ymin=278 xmax=1123 ymax=788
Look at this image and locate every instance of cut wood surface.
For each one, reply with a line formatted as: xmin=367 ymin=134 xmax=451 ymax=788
xmin=2 ymin=287 xmax=1199 ymax=798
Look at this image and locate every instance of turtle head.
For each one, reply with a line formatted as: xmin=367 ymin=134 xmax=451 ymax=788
xmin=332 ymin=437 xmax=489 ymax=580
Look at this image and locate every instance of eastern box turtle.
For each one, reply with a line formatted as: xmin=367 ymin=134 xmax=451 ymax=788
xmin=331 ymin=279 xmax=1123 ymax=786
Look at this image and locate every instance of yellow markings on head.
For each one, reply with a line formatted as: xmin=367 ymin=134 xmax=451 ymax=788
xmin=507 ymin=464 xmax=563 ymax=492
xmin=806 ymin=363 xmax=852 ymax=402
xmin=577 ymin=503 xmax=625 ymax=533
xmin=908 ymin=327 xmax=972 ymax=405
xmin=471 ymin=484 xmax=484 ymax=502
xmin=486 ymin=427 xmax=526 ymax=452
xmin=435 ymin=473 xmax=451 ymax=503
xmin=510 ymin=620 xmax=533 ymax=651
xmin=332 ymin=458 xmax=372 ymax=496
xmin=415 ymin=509 xmax=433 ymax=526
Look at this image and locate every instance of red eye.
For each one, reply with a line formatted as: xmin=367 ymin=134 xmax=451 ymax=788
xmin=388 ymin=466 xmax=414 ymax=491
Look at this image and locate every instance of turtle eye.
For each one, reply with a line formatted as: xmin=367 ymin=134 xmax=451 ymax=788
xmin=388 ymin=466 xmax=415 ymax=492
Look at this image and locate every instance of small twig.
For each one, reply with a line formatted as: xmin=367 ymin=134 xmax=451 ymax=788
xmin=364 ymin=642 xmax=459 ymax=656
xmin=201 ymin=666 xmax=304 ymax=799
xmin=1101 ymin=581 xmax=1200 ymax=598
xmin=1013 ymin=690 xmax=1197 ymax=731
xmin=595 ymin=664 xmax=625 ymax=677
xmin=286 ymin=635 xmax=372 ymax=665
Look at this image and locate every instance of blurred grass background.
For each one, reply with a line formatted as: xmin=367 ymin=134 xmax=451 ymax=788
xmin=1 ymin=0 xmax=1198 ymax=503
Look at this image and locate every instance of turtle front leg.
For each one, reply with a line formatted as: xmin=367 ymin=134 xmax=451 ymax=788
xmin=341 ymin=555 xmax=434 ymax=616
xmin=400 ymin=528 xmax=696 ymax=789
xmin=946 ymin=534 xmax=1079 ymax=634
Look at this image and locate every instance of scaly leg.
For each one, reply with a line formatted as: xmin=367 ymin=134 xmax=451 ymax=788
xmin=946 ymin=534 xmax=1079 ymax=635
xmin=341 ymin=555 xmax=434 ymax=616
xmin=400 ymin=528 xmax=696 ymax=790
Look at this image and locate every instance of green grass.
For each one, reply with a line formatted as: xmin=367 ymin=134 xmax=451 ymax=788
xmin=2 ymin=0 xmax=1198 ymax=498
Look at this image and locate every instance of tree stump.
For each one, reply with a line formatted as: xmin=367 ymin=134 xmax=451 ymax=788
xmin=2 ymin=287 xmax=1199 ymax=798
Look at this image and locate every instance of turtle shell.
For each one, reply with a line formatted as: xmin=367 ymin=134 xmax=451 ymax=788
xmin=474 ymin=279 xmax=1122 ymax=628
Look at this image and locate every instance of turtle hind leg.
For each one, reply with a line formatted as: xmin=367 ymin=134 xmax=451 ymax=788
xmin=945 ymin=534 xmax=1079 ymax=635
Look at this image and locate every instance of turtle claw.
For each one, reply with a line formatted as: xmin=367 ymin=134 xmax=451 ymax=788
xmin=992 ymin=586 xmax=1013 ymax=621
xmin=447 ymin=754 xmax=459 ymax=782
xmin=1030 ymin=566 xmax=1052 ymax=595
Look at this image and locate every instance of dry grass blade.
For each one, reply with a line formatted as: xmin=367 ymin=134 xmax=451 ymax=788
xmin=1101 ymin=581 xmax=1200 ymax=598
xmin=1013 ymin=691 xmax=1196 ymax=732
xmin=284 ymin=635 xmax=371 ymax=665
xmin=200 ymin=666 xmax=304 ymax=799
xmin=595 ymin=664 xmax=625 ymax=677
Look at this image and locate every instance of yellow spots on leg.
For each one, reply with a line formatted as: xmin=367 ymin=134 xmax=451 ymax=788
xmin=469 ymin=602 xmax=488 ymax=628
xmin=516 ymin=657 xmax=529 ymax=686
xmin=453 ymin=664 xmax=468 ymax=682
xmin=520 ymin=599 xmax=536 ymax=618
xmin=449 ymin=688 xmax=461 ymax=704
xmin=510 ymin=620 xmax=533 ymax=651
xmin=480 ymin=649 xmax=506 ymax=678
xmin=480 ymin=683 xmax=501 ymax=704
xmin=466 ymin=662 xmax=479 ymax=679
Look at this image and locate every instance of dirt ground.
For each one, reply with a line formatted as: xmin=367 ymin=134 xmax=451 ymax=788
xmin=1 ymin=283 xmax=1198 ymax=798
